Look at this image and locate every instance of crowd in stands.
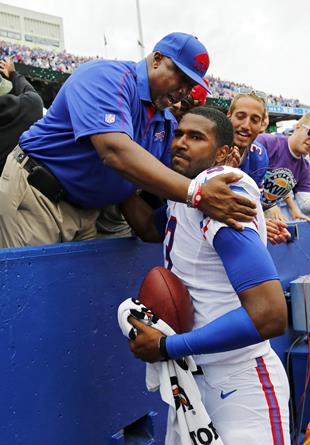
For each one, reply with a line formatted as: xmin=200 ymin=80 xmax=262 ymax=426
xmin=207 ymin=74 xmax=302 ymax=108
xmin=0 ymin=41 xmax=94 ymax=74
xmin=0 ymin=40 xmax=307 ymax=107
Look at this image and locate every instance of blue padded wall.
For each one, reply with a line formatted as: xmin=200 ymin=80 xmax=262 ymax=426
xmin=0 ymin=222 xmax=309 ymax=444
xmin=0 ymin=239 xmax=165 ymax=445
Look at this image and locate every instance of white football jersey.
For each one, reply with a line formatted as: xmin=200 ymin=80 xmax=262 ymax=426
xmin=163 ymin=166 xmax=270 ymax=365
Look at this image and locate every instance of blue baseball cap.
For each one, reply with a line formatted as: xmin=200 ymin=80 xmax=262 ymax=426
xmin=153 ymin=32 xmax=210 ymax=92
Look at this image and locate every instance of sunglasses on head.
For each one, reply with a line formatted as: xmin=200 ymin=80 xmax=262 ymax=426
xmin=238 ymin=87 xmax=267 ymax=102
xmin=301 ymin=124 xmax=310 ymax=137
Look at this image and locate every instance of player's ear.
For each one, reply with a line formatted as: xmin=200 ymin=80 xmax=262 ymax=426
xmin=215 ymin=145 xmax=230 ymax=164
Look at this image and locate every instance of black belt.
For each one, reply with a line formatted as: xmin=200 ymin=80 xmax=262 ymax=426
xmin=13 ymin=146 xmax=41 ymax=174
xmin=13 ymin=146 xmax=66 ymax=203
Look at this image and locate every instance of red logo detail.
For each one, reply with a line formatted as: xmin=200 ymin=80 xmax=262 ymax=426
xmin=194 ymin=53 xmax=210 ymax=73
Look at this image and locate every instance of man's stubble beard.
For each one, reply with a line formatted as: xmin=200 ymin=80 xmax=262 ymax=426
xmin=153 ymin=97 xmax=166 ymax=111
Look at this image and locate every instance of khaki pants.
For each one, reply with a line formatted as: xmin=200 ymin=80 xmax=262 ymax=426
xmin=0 ymin=152 xmax=99 ymax=248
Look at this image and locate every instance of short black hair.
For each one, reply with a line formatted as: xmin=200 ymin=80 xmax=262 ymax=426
xmin=185 ymin=106 xmax=234 ymax=147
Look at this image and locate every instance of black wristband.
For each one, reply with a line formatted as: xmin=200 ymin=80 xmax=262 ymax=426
xmin=159 ymin=336 xmax=170 ymax=360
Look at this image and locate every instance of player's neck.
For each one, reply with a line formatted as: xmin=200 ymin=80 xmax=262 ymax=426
xmin=288 ymin=137 xmax=302 ymax=159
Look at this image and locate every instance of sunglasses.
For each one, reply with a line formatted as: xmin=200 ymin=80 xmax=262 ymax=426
xmin=238 ymin=87 xmax=267 ymax=102
xmin=301 ymin=124 xmax=310 ymax=137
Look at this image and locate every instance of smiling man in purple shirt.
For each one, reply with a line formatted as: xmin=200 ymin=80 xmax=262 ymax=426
xmin=256 ymin=112 xmax=310 ymax=221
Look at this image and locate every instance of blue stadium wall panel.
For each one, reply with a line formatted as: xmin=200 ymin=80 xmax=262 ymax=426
xmin=0 ymin=223 xmax=309 ymax=444
xmin=0 ymin=239 xmax=166 ymax=445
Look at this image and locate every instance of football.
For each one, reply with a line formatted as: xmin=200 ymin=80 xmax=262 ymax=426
xmin=138 ymin=266 xmax=194 ymax=334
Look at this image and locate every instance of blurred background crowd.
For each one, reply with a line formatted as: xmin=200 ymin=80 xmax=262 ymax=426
xmin=1 ymin=40 xmax=307 ymax=108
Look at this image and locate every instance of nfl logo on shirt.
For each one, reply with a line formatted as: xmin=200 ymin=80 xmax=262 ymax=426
xmin=104 ymin=114 xmax=116 ymax=124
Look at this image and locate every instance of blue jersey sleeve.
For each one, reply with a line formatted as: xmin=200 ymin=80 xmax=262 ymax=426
xmin=165 ymin=305 xmax=263 ymax=359
xmin=164 ymin=227 xmax=279 ymax=360
xmin=64 ymin=60 xmax=136 ymax=141
xmin=213 ymin=227 xmax=279 ymax=293
xmin=240 ymin=141 xmax=269 ymax=188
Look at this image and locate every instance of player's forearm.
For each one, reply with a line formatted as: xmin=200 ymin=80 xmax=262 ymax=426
xmin=164 ymin=306 xmax=263 ymax=359
xmin=164 ymin=282 xmax=287 ymax=360
xmin=91 ymin=133 xmax=190 ymax=203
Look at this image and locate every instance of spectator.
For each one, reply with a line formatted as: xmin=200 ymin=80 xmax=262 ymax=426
xmin=96 ymin=79 xmax=211 ymax=240
xmin=226 ymin=90 xmax=291 ymax=243
xmin=227 ymin=90 xmax=269 ymax=189
xmin=96 ymin=204 xmax=133 ymax=239
xmin=256 ymin=113 xmax=310 ymax=220
xmin=0 ymin=32 xmax=256 ymax=247
xmin=0 ymin=56 xmax=43 ymax=173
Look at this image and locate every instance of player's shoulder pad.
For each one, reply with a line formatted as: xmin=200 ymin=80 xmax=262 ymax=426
xmin=195 ymin=165 xmax=234 ymax=182
xmin=196 ymin=165 xmax=260 ymax=200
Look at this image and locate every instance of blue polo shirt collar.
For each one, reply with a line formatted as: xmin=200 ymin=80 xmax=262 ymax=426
xmin=136 ymin=59 xmax=152 ymax=102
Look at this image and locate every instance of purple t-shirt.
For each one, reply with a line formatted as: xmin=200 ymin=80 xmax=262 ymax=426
xmin=256 ymin=133 xmax=310 ymax=193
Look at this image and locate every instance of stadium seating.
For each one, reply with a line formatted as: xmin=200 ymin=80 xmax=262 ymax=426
xmin=1 ymin=39 xmax=307 ymax=108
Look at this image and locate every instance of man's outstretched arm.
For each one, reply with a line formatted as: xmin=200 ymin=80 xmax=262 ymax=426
xmin=91 ymin=132 xmax=257 ymax=230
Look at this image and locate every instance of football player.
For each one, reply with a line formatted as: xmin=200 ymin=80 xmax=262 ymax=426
xmin=123 ymin=107 xmax=290 ymax=444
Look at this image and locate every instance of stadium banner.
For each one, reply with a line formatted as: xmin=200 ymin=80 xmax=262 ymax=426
xmin=267 ymin=105 xmax=310 ymax=115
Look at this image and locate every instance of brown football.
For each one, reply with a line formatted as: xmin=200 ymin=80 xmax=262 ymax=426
xmin=138 ymin=266 xmax=194 ymax=334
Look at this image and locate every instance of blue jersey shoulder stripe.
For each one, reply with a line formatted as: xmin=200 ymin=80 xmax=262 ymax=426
xmin=229 ymin=185 xmax=250 ymax=195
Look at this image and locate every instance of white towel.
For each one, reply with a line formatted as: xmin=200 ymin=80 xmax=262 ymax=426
xmin=118 ymin=298 xmax=224 ymax=445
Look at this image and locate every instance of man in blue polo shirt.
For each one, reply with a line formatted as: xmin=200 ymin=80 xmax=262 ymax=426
xmin=0 ymin=32 xmax=256 ymax=247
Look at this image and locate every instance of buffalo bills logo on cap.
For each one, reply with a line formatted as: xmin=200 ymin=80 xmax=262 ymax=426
xmin=194 ymin=53 xmax=210 ymax=73
xmin=153 ymin=32 xmax=211 ymax=92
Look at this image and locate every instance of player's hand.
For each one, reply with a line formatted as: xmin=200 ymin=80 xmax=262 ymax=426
xmin=265 ymin=218 xmax=291 ymax=244
xmin=199 ymin=172 xmax=257 ymax=230
xmin=225 ymin=146 xmax=241 ymax=168
xmin=128 ymin=316 xmax=164 ymax=363
xmin=0 ymin=56 xmax=15 ymax=78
